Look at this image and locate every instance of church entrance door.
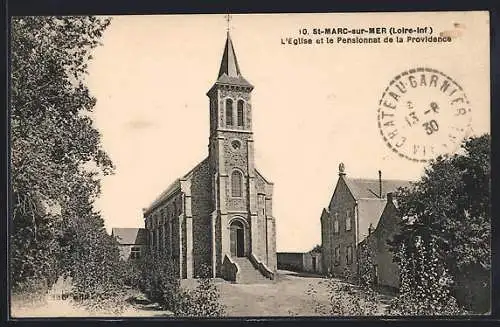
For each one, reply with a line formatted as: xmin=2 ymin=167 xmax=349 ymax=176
xmin=230 ymin=220 xmax=245 ymax=257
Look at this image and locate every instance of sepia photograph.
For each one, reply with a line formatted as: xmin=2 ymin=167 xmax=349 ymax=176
xmin=8 ymin=11 xmax=491 ymax=318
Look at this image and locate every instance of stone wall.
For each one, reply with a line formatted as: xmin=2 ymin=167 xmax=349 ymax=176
xmin=267 ymin=216 xmax=277 ymax=271
xmin=303 ymin=252 xmax=322 ymax=274
xmin=323 ymin=176 xmax=358 ymax=278
xmin=222 ymin=131 xmax=252 ymax=213
xmin=320 ymin=208 xmax=331 ymax=274
xmin=144 ymin=190 xmax=184 ymax=276
xmin=189 ymin=159 xmax=213 ymax=277
xmin=255 ymin=171 xmax=276 ymax=271
xmin=357 ymin=194 xmax=400 ymax=289
xmin=222 ymin=255 xmax=239 ymax=282
xmin=218 ymin=88 xmax=252 ymax=131
xmin=277 ymin=252 xmax=304 ymax=271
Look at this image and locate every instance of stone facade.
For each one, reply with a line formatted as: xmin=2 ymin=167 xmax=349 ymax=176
xmin=321 ymin=174 xmax=358 ymax=279
xmin=143 ymin=32 xmax=277 ymax=280
xmin=321 ymin=164 xmax=411 ymax=282
xmin=357 ymin=193 xmax=401 ymax=289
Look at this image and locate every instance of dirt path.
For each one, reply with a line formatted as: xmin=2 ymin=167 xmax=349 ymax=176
xmin=11 ymin=272 xmax=392 ymax=317
xmin=218 ymin=271 xmax=392 ymax=316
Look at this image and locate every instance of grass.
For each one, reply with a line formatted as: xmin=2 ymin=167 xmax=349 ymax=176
xmin=10 ymin=271 xmax=392 ymax=317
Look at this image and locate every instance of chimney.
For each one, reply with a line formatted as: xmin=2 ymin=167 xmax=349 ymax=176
xmin=387 ymin=192 xmax=393 ymax=203
xmin=378 ymin=170 xmax=382 ymax=198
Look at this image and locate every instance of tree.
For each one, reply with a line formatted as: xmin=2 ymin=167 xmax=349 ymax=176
xmin=10 ymin=16 xmax=114 ymax=296
xmin=387 ymin=238 xmax=463 ymax=315
xmin=390 ymin=134 xmax=490 ymax=313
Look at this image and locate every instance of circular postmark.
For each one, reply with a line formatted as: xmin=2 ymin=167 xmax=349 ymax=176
xmin=377 ymin=67 xmax=472 ymax=162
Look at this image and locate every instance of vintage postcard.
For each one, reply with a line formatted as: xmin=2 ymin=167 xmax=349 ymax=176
xmin=9 ymin=11 xmax=490 ymax=318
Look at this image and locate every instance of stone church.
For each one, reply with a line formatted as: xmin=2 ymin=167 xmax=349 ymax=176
xmin=142 ymin=32 xmax=277 ymax=282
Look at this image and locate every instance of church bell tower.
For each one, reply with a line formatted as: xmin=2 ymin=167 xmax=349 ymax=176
xmin=206 ymin=31 xmax=259 ymax=273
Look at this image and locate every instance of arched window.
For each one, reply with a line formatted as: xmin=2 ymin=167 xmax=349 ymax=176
xmin=237 ymin=100 xmax=244 ymax=127
xmin=226 ymin=99 xmax=233 ymax=126
xmin=231 ymin=170 xmax=243 ymax=197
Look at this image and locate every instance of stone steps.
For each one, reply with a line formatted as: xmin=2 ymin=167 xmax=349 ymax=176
xmin=232 ymin=257 xmax=273 ymax=284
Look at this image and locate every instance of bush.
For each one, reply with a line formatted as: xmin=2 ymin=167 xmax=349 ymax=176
xmin=11 ymin=277 xmax=49 ymax=308
xmin=60 ymin=215 xmax=128 ymax=314
xmin=138 ymin=256 xmax=225 ymax=317
xmin=306 ymin=268 xmax=379 ymax=316
xmin=136 ymin=251 xmax=180 ymax=309
xmin=387 ymin=239 xmax=467 ymax=316
xmin=120 ymin=259 xmax=143 ymax=290
xmin=173 ymin=265 xmax=225 ymax=317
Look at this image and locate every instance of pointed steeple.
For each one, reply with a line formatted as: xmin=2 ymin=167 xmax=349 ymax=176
xmin=214 ymin=32 xmax=253 ymax=89
xmin=218 ymin=32 xmax=241 ymax=78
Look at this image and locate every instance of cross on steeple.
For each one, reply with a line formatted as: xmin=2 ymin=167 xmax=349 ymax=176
xmin=225 ymin=13 xmax=232 ymax=32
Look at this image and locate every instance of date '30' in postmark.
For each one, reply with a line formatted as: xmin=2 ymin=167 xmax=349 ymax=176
xmin=377 ymin=67 xmax=472 ymax=162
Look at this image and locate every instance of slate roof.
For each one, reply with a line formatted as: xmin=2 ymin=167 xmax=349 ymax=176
xmin=215 ymin=32 xmax=253 ymax=88
xmin=146 ymin=179 xmax=181 ymax=213
xmin=357 ymin=199 xmax=388 ymax=241
xmin=216 ymin=74 xmax=253 ymax=88
xmin=112 ymin=228 xmax=147 ymax=245
xmin=255 ymin=167 xmax=273 ymax=185
xmin=342 ymin=177 xmax=412 ymax=242
xmin=144 ymin=157 xmax=209 ymax=214
xmin=344 ymin=178 xmax=412 ymax=200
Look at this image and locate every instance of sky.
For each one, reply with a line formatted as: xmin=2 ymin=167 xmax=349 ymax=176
xmin=87 ymin=12 xmax=490 ymax=252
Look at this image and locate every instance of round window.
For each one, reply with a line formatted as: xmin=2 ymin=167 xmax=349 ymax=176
xmin=231 ymin=139 xmax=241 ymax=150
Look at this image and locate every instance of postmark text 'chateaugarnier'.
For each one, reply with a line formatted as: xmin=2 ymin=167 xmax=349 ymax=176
xmin=378 ymin=67 xmax=472 ymax=162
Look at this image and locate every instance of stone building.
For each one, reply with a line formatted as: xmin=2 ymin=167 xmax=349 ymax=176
xmin=358 ymin=193 xmax=490 ymax=312
xmin=357 ymin=192 xmax=402 ymax=289
xmin=142 ymin=32 xmax=277 ymax=282
xmin=277 ymin=248 xmax=322 ymax=274
xmin=320 ymin=163 xmax=411 ymax=281
xmin=111 ymin=228 xmax=148 ymax=261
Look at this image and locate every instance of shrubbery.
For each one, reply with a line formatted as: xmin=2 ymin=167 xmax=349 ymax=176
xmin=135 ymin=252 xmax=180 ymax=311
xmin=306 ymin=268 xmax=379 ymax=316
xmin=174 ymin=265 xmax=226 ymax=317
xmin=390 ymin=135 xmax=490 ymax=313
xmin=10 ymin=277 xmax=50 ymax=308
xmin=387 ymin=238 xmax=466 ymax=315
xmin=11 ymin=15 xmax=121 ymax=314
xmin=134 ymin=253 xmax=225 ymax=317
